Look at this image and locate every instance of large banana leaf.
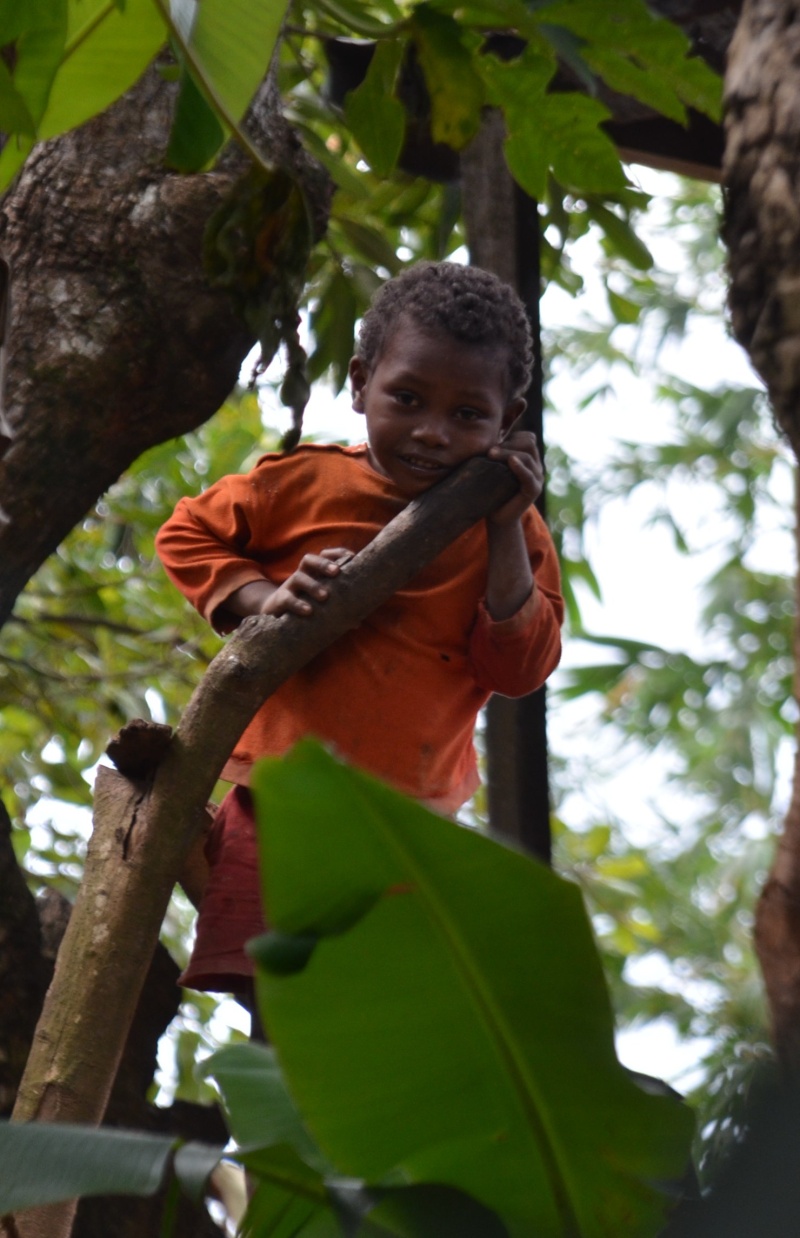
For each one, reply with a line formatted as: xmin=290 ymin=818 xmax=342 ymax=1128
xmin=0 ymin=1120 xmax=221 ymax=1212
xmin=37 ymin=0 xmax=165 ymax=140
xmin=156 ymin=0 xmax=291 ymax=169
xmin=250 ymin=742 xmax=694 ymax=1238
xmin=204 ymin=1042 xmax=509 ymax=1237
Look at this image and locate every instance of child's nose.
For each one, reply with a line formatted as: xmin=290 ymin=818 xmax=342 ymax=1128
xmin=411 ymin=417 xmax=449 ymax=447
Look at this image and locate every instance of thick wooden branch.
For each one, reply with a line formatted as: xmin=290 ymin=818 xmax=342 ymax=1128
xmin=10 ymin=457 xmax=518 ymax=1238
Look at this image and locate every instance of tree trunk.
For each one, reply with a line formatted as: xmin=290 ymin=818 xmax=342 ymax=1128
xmin=9 ymin=455 xmax=522 ymax=1238
xmin=0 ymin=835 xmax=225 ymax=1238
xmin=0 ymin=64 xmax=330 ymax=630
xmin=724 ymin=0 xmax=800 ymax=1069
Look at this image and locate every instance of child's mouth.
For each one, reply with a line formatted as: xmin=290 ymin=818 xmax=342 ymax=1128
xmin=399 ymin=454 xmax=448 ymax=474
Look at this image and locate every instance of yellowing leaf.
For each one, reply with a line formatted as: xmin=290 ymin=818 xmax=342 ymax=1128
xmin=409 ymin=4 xmax=483 ymax=150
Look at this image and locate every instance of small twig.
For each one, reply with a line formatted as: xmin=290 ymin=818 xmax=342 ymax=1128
xmin=8 ymin=612 xmax=147 ymax=637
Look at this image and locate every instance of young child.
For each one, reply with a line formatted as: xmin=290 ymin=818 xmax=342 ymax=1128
xmin=156 ymin=260 xmax=564 ymax=999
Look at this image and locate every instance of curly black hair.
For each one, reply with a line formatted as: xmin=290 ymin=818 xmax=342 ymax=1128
xmin=356 ymin=261 xmax=533 ymax=398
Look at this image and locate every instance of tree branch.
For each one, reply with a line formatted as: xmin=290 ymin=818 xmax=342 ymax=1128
xmin=0 ymin=64 xmax=331 ymax=630
xmin=10 ymin=457 xmax=519 ymax=1238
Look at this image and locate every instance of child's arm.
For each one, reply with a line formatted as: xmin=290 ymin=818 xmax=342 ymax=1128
xmin=484 ymin=431 xmax=544 ymax=620
xmin=225 ymin=547 xmax=354 ymax=620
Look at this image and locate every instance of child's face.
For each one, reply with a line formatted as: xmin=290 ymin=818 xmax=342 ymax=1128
xmin=349 ymin=316 xmax=525 ymax=498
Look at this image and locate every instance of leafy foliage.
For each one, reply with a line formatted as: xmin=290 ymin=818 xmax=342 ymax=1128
xmin=540 ymin=180 xmax=787 ymax=1177
xmin=1 ymin=391 xmax=272 ymax=914
xmin=0 ymin=749 xmax=697 ymax=1236
xmin=249 ymin=742 xmax=693 ymax=1238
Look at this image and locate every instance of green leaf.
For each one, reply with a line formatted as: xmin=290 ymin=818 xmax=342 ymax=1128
xmin=337 ymin=218 xmax=403 ymax=274
xmin=536 ymin=0 xmax=723 ymax=123
xmin=238 ymin=1149 xmax=335 ymax=1238
xmin=237 ymin=1150 xmax=455 ymax=1238
xmin=344 ymin=39 xmax=405 ymax=177
xmin=173 ymin=1141 xmax=227 ymax=1205
xmin=36 ymin=0 xmax=165 ymax=141
xmin=0 ymin=0 xmax=67 ymax=181
xmin=0 ymin=1120 xmax=221 ymax=1213
xmin=480 ymin=44 xmax=625 ymax=199
xmin=251 ymin=743 xmax=694 ymax=1238
xmin=607 ymin=288 xmax=641 ymax=324
xmin=315 ymin=0 xmax=401 ymax=39
xmin=408 ymin=4 xmax=484 ymax=150
xmin=161 ymin=0 xmax=289 ymax=132
xmin=165 ymin=60 xmax=225 ymax=171
xmin=307 ymin=266 xmax=360 ymax=391
xmin=202 ymin=1042 xmax=328 ymax=1166
xmin=586 ymin=201 xmax=654 ymax=270
xmin=366 ymin=1183 xmax=509 ymax=1238
xmin=0 ymin=60 xmax=36 ymax=133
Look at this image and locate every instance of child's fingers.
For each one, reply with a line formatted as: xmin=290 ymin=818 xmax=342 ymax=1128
xmin=315 ymin=547 xmax=356 ymax=574
xmin=290 ymin=566 xmax=334 ymax=600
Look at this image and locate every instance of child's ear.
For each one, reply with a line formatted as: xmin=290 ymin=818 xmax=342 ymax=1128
xmin=349 ymin=355 xmax=368 ymax=413
xmin=501 ymin=397 xmax=527 ymax=437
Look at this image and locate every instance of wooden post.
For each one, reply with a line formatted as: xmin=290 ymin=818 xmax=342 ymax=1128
xmin=461 ymin=113 xmax=553 ymax=864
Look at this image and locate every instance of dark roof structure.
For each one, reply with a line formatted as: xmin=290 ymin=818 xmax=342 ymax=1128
xmin=326 ymin=2 xmax=743 ymax=184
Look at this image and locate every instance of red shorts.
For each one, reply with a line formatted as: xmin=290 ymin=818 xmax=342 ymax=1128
xmin=178 ymin=785 xmax=268 ymax=994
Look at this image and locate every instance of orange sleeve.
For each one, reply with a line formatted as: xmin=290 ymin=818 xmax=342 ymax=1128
xmin=155 ymin=475 xmax=269 ymax=633
xmin=468 ymin=509 xmax=564 ymax=697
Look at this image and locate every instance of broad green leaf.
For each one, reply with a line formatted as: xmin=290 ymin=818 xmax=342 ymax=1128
xmin=316 ymin=0 xmax=401 ymax=39
xmin=307 ymin=267 xmax=359 ymax=391
xmin=408 ymin=4 xmax=484 ymax=150
xmin=337 ymin=217 xmax=402 ymax=274
xmin=607 ymin=288 xmax=641 ymax=325
xmin=173 ymin=1141 xmax=227 ymax=1204
xmin=203 ymin=1051 xmax=510 ymax=1238
xmin=165 ymin=60 xmax=225 ymax=171
xmin=239 ymin=1152 xmax=337 ymax=1238
xmin=0 ymin=136 xmax=33 ymax=189
xmin=344 ymin=39 xmax=405 ymax=177
xmin=0 ymin=0 xmax=67 ymax=186
xmin=251 ymin=743 xmax=694 ymax=1238
xmin=0 ymin=1120 xmax=221 ymax=1212
xmin=479 ymin=44 xmax=625 ymax=199
xmin=202 ymin=1041 xmax=327 ymax=1168
xmin=34 ymin=0 xmax=164 ymax=140
xmin=538 ymin=0 xmax=722 ymax=123
xmin=0 ymin=60 xmax=36 ymax=133
xmin=586 ymin=201 xmax=654 ymax=270
xmin=160 ymin=0 xmax=288 ymax=132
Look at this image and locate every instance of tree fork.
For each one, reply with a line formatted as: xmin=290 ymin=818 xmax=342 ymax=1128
xmin=10 ymin=456 xmax=521 ymax=1238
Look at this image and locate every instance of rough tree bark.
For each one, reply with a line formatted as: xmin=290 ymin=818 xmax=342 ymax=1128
xmin=9 ymin=455 xmax=522 ymax=1238
xmin=0 ymin=816 xmax=225 ymax=1238
xmin=0 ymin=62 xmax=330 ymax=629
xmin=724 ymin=0 xmax=800 ymax=1069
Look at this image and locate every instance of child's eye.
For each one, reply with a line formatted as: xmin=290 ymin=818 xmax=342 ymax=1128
xmin=393 ymin=390 xmax=418 ymax=407
xmin=455 ymin=407 xmax=485 ymax=421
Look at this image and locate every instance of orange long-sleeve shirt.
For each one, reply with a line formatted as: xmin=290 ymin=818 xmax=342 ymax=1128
xmin=156 ymin=443 xmax=564 ymax=813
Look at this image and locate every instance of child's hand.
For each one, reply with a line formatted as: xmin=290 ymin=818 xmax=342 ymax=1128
xmin=486 ymin=431 xmax=544 ymax=526
xmin=260 ymin=547 xmax=354 ymax=618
